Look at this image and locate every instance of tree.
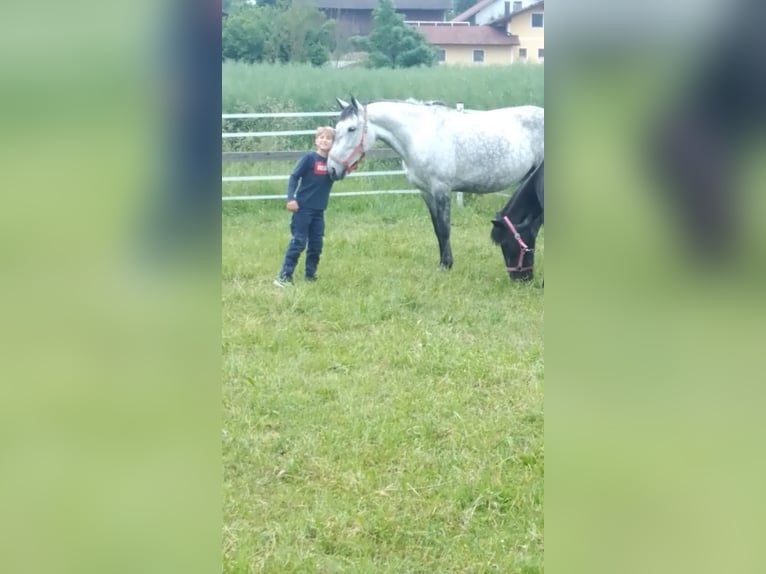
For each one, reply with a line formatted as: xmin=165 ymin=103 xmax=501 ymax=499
xmin=222 ymin=0 xmax=335 ymax=66
xmin=270 ymin=0 xmax=335 ymax=66
xmin=222 ymin=6 xmax=269 ymax=63
xmin=354 ymin=0 xmax=436 ymax=69
xmin=222 ymin=0 xmax=262 ymax=14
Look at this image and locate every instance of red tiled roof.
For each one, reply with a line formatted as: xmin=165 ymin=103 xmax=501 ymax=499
xmin=416 ymin=25 xmax=518 ymax=46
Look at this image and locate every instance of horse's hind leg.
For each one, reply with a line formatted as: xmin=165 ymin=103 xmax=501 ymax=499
xmin=421 ymin=189 xmax=453 ymax=269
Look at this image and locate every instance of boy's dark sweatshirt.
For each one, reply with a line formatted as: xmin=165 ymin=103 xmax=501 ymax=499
xmin=287 ymin=151 xmax=333 ymax=210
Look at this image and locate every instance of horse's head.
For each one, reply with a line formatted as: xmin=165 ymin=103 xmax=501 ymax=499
xmin=491 ymin=213 xmax=542 ymax=281
xmin=327 ymin=96 xmax=369 ymax=181
xmin=491 ymin=161 xmax=544 ymax=282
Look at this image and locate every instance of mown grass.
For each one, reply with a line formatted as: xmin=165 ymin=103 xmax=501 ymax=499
xmin=223 ymin=194 xmax=544 ymax=573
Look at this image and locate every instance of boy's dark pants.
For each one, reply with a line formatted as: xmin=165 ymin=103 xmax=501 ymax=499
xmin=279 ymin=208 xmax=325 ymax=279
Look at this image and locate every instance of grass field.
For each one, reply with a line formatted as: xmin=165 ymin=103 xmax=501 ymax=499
xmin=222 ymin=62 xmax=544 ymax=119
xmin=223 ymin=194 xmax=544 ymax=573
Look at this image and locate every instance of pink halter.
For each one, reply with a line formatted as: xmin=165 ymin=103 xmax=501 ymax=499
xmin=502 ymin=216 xmax=534 ymax=272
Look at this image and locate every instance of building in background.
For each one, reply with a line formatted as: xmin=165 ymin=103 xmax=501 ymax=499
xmin=409 ymin=21 xmax=518 ymax=65
xmin=445 ymin=0 xmax=544 ymax=64
xmin=314 ymin=0 xmax=451 ymax=38
xmin=314 ymin=0 xmax=543 ymax=66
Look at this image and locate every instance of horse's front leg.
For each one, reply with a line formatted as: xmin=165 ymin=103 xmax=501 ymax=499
xmin=420 ymin=188 xmax=453 ymax=269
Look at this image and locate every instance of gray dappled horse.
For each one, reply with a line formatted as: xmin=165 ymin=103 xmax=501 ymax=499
xmin=327 ymin=97 xmax=544 ymax=269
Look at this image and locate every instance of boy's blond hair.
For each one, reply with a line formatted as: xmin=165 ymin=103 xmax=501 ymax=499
xmin=315 ymin=126 xmax=335 ymax=139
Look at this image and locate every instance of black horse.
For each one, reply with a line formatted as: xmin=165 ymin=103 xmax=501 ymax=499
xmin=490 ymin=161 xmax=544 ymax=282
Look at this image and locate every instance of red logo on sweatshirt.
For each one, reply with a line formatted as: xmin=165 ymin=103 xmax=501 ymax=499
xmin=314 ymin=161 xmax=328 ymax=175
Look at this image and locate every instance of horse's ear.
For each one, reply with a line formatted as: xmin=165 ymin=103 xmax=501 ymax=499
xmin=351 ymin=96 xmax=363 ymax=110
xmin=337 ymin=98 xmax=350 ymax=110
xmin=491 ymin=219 xmax=503 ymax=228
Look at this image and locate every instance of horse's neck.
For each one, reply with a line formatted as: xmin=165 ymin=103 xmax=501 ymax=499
xmin=507 ymin=189 xmax=542 ymax=223
xmin=367 ymin=104 xmax=420 ymax=158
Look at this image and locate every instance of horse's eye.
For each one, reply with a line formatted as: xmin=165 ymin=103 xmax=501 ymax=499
xmin=348 ymin=126 xmax=356 ymax=133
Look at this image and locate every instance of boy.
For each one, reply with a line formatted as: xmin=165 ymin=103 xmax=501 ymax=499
xmin=274 ymin=126 xmax=336 ymax=287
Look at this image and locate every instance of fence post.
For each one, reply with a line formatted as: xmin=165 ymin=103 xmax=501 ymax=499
xmin=456 ymin=103 xmax=465 ymax=208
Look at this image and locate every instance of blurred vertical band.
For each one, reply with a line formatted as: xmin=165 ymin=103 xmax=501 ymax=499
xmin=144 ymin=0 xmax=222 ymax=265
xmin=0 ymin=1 xmax=221 ymax=573
xmin=548 ymin=2 xmax=766 ymax=574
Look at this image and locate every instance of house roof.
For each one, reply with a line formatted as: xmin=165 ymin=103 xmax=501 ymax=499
xmin=450 ymin=0 xmax=496 ymax=23
xmin=416 ymin=25 xmax=518 ymax=46
xmin=487 ymin=1 xmax=544 ymax=26
xmin=451 ymin=0 xmax=544 ymax=24
xmin=314 ymin=1 xmax=451 ymax=10
xmin=515 ymin=0 xmax=544 ymax=13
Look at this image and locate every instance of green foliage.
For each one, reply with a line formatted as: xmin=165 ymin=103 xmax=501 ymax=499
xmin=222 ymin=1 xmax=335 ymax=66
xmin=270 ymin=1 xmax=335 ymax=66
xmin=222 ymin=7 xmax=268 ymax=63
xmin=353 ymin=0 xmax=437 ymax=69
xmin=222 ymin=61 xmax=544 ymax=116
xmin=222 ymin=98 xmax=308 ymax=153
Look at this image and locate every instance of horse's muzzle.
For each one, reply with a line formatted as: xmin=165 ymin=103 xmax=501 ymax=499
xmin=509 ymin=269 xmax=534 ymax=282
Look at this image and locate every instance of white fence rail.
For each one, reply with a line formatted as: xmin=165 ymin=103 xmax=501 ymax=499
xmin=221 ymin=109 xmax=464 ymax=205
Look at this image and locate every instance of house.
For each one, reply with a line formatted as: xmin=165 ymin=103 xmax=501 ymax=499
xmin=489 ymin=0 xmax=544 ymax=63
xmin=452 ymin=0 xmax=544 ymax=63
xmin=314 ymin=0 xmax=451 ymax=38
xmin=409 ymin=22 xmax=518 ymax=65
xmin=451 ymin=0 xmax=537 ymax=26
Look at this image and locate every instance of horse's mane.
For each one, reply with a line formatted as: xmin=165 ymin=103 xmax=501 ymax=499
xmin=491 ymin=161 xmax=544 ymax=245
xmin=339 ymin=98 xmax=448 ymax=120
xmin=404 ymin=98 xmax=447 ymax=107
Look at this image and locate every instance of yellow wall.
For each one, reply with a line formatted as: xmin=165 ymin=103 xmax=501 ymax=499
xmin=441 ymin=45 xmax=512 ymax=65
xmin=507 ymin=9 xmax=544 ymax=63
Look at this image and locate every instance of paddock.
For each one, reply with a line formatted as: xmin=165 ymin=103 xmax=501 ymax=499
xmin=222 ymin=192 xmax=544 ymax=572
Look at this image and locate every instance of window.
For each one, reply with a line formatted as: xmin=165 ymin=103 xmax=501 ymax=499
xmin=473 ymin=49 xmax=484 ymax=63
xmin=437 ymin=49 xmax=446 ymax=62
xmin=537 ymin=48 xmax=544 ymax=59
xmin=518 ymin=47 xmax=527 ymax=59
xmin=531 ymin=13 xmax=543 ymax=28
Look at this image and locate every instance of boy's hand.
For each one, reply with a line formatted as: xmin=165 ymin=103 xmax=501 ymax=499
xmin=286 ymin=200 xmax=298 ymax=212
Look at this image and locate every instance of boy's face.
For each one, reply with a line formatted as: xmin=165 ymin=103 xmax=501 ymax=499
xmin=315 ymin=132 xmax=334 ymax=153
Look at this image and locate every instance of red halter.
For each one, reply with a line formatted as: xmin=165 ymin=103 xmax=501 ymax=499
xmin=502 ymin=216 xmax=534 ymax=272
xmin=329 ymin=106 xmax=367 ymax=173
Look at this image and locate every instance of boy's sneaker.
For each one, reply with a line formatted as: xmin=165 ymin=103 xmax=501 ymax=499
xmin=273 ymin=275 xmax=293 ymax=288
xmin=305 ymin=275 xmax=318 ymax=282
